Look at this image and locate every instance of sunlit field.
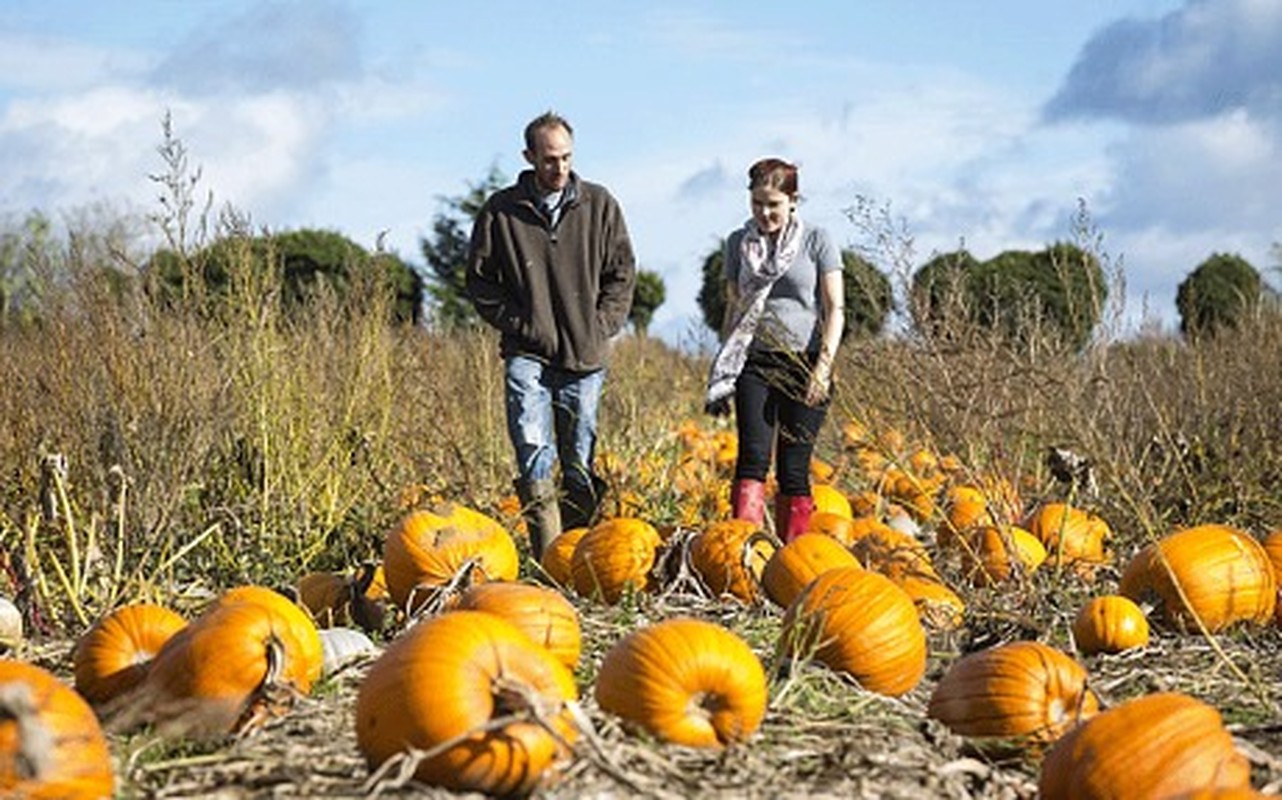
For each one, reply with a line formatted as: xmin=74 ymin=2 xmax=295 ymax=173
xmin=1 ymin=201 xmax=1280 ymax=798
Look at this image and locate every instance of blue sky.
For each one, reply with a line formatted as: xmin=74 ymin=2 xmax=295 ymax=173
xmin=2 ymin=0 xmax=1279 ymax=348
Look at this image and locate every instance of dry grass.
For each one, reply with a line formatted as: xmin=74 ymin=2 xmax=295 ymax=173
xmin=2 ymin=209 xmax=1281 ymax=797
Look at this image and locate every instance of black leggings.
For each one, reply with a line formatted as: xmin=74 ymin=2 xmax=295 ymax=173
xmin=733 ymin=350 xmax=829 ymax=496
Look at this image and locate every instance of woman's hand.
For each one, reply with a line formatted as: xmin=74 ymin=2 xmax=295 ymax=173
xmin=804 ymin=360 xmax=833 ymax=406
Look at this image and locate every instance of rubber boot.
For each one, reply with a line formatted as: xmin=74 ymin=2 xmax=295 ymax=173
xmin=516 ymin=477 xmax=562 ymax=560
xmin=730 ymin=478 xmax=767 ymax=526
xmin=775 ymin=494 xmax=816 ymax=544
xmin=561 ymin=473 xmax=608 ymax=532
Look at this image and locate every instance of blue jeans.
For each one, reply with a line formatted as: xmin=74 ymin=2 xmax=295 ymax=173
xmin=505 ymin=355 xmax=604 ymax=501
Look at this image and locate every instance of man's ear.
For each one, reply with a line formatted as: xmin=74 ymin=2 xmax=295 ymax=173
xmin=522 ymin=148 xmax=535 ymax=167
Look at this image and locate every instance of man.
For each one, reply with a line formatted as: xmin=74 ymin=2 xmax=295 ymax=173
xmin=466 ymin=111 xmax=636 ymax=558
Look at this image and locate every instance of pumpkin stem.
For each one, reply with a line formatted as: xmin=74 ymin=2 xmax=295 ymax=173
xmin=233 ymin=633 xmax=295 ymax=735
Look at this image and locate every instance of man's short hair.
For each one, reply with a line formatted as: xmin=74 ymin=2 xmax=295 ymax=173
xmin=524 ymin=111 xmax=574 ymax=151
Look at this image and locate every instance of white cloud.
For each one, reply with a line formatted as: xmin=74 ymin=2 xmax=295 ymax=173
xmin=1045 ymin=0 xmax=1282 ymax=123
xmin=0 ymin=32 xmax=149 ymax=92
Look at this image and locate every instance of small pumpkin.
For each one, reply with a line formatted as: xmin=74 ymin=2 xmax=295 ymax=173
xmin=1023 ymin=502 xmax=1112 ymax=575
xmin=811 ymin=484 xmax=853 ymax=518
xmin=569 ymin=517 xmax=663 ymax=604
xmin=892 ymin=572 xmax=966 ymax=630
xmin=355 ymin=610 xmax=578 ymax=796
xmin=927 ymin=640 xmax=1099 ymax=750
xmin=761 ymin=532 xmax=862 ymax=608
xmin=940 ymin=485 xmax=992 ymax=547
xmin=0 ymin=659 xmax=114 ymax=799
xmin=73 ymin=603 xmax=187 ymax=706
xmin=540 ymin=527 xmax=590 ymax=587
xmin=689 ymin=519 xmax=773 ymax=603
xmin=383 ymin=503 xmax=520 ymax=613
xmin=1119 ymin=525 xmax=1275 ymax=633
xmin=844 ymin=516 xmax=937 ymax=579
xmin=1072 ymin=595 xmax=1149 ymax=655
xmin=1039 ymin=692 xmax=1251 ymax=799
xmin=595 ymin=617 xmax=767 ymax=748
xmin=780 ymin=565 xmax=926 ymax=696
xmin=318 ymin=626 xmax=379 ymax=675
xmin=297 ymin=564 xmax=387 ymax=632
xmin=958 ymin=525 xmax=1047 ymax=586
xmin=452 ymin=582 xmax=582 ymax=670
xmin=1263 ymin=529 xmax=1282 ymax=626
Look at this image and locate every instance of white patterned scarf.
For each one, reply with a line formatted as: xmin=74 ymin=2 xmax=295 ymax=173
xmin=705 ymin=216 xmax=805 ymax=407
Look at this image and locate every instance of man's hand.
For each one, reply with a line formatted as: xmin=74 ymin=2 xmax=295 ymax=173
xmin=705 ymin=397 xmax=731 ymax=418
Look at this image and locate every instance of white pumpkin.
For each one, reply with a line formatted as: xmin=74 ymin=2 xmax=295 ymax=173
xmin=0 ymin=596 xmax=22 ymax=653
xmin=318 ymin=626 xmax=378 ymax=675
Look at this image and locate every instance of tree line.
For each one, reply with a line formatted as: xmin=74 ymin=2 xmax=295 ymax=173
xmin=0 ymin=170 xmax=1275 ymax=344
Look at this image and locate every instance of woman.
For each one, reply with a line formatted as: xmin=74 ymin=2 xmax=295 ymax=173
xmin=706 ymin=157 xmax=845 ymax=543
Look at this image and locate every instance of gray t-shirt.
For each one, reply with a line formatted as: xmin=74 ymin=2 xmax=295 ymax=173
xmin=724 ymin=223 xmax=842 ymax=353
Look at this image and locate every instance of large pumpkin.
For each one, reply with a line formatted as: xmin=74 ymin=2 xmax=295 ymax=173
xmin=595 ymin=617 xmax=767 ymax=748
xmin=569 ymin=518 xmax=663 ymax=604
xmin=0 ymin=659 xmax=114 ymax=799
xmin=761 ymin=533 xmax=862 ymax=608
xmin=689 ymin=519 xmax=773 ymax=603
xmin=1023 ymin=502 xmax=1112 ymax=574
xmin=927 ymin=640 xmax=1098 ymax=749
xmin=73 ymin=603 xmax=187 ymax=706
xmin=780 ymin=566 xmax=926 ymax=696
xmin=138 ymin=587 xmax=322 ymax=736
xmin=1072 ymin=595 xmax=1150 ymax=655
xmin=451 ymin=582 xmax=582 ymax=670
xmin=1039 ymin=692 xmax=1251 ymax=799
xmin=1119 ymin=525 xmax=1275 ymax=633
xmin=383 ymin=503 xmax=520 ymax=613
xmin=355 ymin=610 xmax=578 ymax=796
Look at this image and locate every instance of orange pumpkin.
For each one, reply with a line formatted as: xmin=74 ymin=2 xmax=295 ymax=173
xmin=451 ymin=582 xmax=582 ymax=670
xmin=1072 ymin=595 xmax=1150 ymax=655
xmin=844 ymin=516 xmax=937 ymax=579
xmin=1023 ymin=502 xmax=1112 ymax=575
xmin=689 ymin=519 xmax=773 ymax=603
xmin=0 ymin=659 xmax=114 ymax=799
xmin=761 ymin=533 xmax=862 ymax=608
xmin=927 ymin=641 xmax=1098 ymax=749
xmin=355 ymin=610 xmax=578 ymax=796
xmin=1263 ymin=530 xmax=1282 ymax=626
xmin=780 ymin=566 xmax=926 ymax=696
xmin=958 ymin=525 xmax=1047 ymax=586
xmin=942 ymin=484 xmax=994 ymax=545
xmin=569 ymin=518 xmax=662 ymax=603
xmin=73 ymin=603 xmax=187 ymax=706
xmin=138 ymin=587 xmax=323 ymax=736
xmin=540 ymin=527 xmax=590 ymax=587
xmin=811 ymin=484 xmax=853 ymax=518
xmin=891 ymin=572 xmax=966 ymax=630
xmin=595 ymin=617 xmax=767 ymax=748
xmin=807 ymin=510 xmax=860 ymax=545
xmin=383 ymin=503 xmax=520 ymax=613
xmin=297 ymin=563 xmax=388 ymax=632
xmin=1119 ymin=525 xmax=1275 ymax=633
xmin=211 ymin=585 xmax=325 ymax=688
xmin=1039 ymin=692 xmax=1251 ymax=799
